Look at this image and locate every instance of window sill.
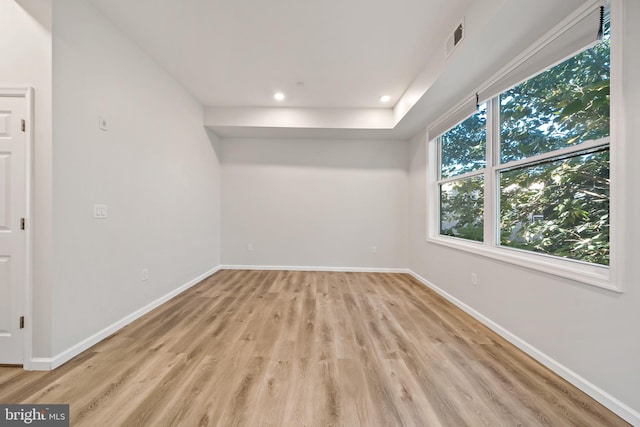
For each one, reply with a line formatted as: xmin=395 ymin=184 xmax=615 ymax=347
xmin=426 ymin=234 xmax=620 ymax=293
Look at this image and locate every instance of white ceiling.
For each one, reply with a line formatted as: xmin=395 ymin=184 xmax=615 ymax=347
xmin=88 ymin=0 xmax=471 ymax=109
xmin=87 ymin=0 xmax=588 ymax=139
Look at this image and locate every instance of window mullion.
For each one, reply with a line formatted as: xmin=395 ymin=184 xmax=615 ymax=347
xmin=431 ymin=137 xmax=442 ymax=238
xmin=496 ymin=137 xmax=610 ymax=173
xmin=437 ymin=169 xmax=485 ymax=185
xmin=436 ymin=137 xmax=442 ymax=181
xmin=483 ymin=98 xmax=498 ymax=247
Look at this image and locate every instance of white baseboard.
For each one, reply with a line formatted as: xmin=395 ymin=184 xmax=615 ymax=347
xmin=221 ymin=264 xmax=409 ymax=274
xmin=26 ymin=358 xmax=54 ymax=371
xmin=30 ymin=265 xmax=222 ymax=371
xmin=407 ymin=270 xmax=640 ymax=426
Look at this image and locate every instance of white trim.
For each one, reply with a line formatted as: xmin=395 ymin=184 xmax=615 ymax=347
xmin=426 ymin=234 xmax=614 ymax=291
xmin=27 ymin=358 xmax=53 ymax=371
xmin=427 ymin=133 xmax=440 ymax=239
xmin=484 ymin=99 xmax=498 ymax=246
xmin=0 ymin=87 xmax=32 ymax=97
xmin=437 ymin=169 xmax=484 ymax=186
xmin=31 ymin=266 xmax=222 ymax=371
xmin=477 ymin=0 xmax=604 ymax=103
xmin=426 ymin=21 xmax=618 ymax=292
xmin=24 ymin=263 xmax=639 ymax=424
xmin=35 ymin=265 xmax=402 ymax=370
xmin=427 ymin=94 xmax=478 ymax=142
xmin=0 ymin=87 xmax=34 ymax=369
xmin=407 ymin=270 xmax=640 ymax=426
xmin=23 ymin=88 xmax=34 ymax=371
xmin=221 ymin=264 xmax=409 ymax=273
xmin=495 ymin=137 xmax=609 ymax=173
xmin=608 ymin=0 xmax=626 ymax=291
xmin=428 ymin=133 xmax=614 ymax=291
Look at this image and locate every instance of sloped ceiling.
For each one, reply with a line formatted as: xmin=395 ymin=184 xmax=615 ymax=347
xmin=87 ymin=0 xmax=588 ymax=139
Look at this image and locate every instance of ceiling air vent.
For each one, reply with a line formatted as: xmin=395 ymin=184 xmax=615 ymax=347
xmin=446 ymin=19 xmax=464 ymax=57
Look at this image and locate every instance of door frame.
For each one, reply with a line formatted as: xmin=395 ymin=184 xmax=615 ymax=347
xmin=1 ymin=87 xmax=34 ymax=369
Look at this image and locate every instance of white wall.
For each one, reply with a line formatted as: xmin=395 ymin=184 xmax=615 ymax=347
xmin=1 ymin=0 xmax=53 ymax=358
xmin=221 ymin=139 xmax=408 ymax=269
xmin=408 ymin=0 xmax=640 ymax=419
xmin=51 ymin=0 xmax=221 ymax=355
xmin=7 ymin=0 xmax=636 ymax=421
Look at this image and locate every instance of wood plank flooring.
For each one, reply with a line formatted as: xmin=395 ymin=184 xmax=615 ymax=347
xmin=0 ymin=270 xmax=629 ymax=426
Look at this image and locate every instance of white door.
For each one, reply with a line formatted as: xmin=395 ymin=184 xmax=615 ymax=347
xmin=0 ymin=93 xmax=27 ymax=365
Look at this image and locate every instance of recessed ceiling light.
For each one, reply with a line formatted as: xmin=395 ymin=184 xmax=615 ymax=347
xmin=380 ymin=95 xmax=391 ymax=103
xmin=274 ymin=92 xmax=285 ymax=101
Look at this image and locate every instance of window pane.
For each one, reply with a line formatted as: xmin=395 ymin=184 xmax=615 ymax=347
xmin=499 ymin=149 xmax=609 ymax=265
xmin=440 ymin=175 xmax=484 ymax=242
xmin=500 ymin=24 xmax=610 ymax=163
xmin=440 ymin=104 xmax=487 ymax=179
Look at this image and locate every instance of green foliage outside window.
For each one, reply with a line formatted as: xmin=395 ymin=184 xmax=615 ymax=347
xmin=500 ymin=24 xmax=610 ymax=163
xmin=499 ymin=150 xmax=609 ymax=264
xmin=438 ymin=24 xmax=610 ymax=265
xmin=499 ymin=24 xmax=610 ymax=265
xmin=440 ymin=176 xmax=484 ymax=242
xmin=441 ymin=105 xmax=486 ymax=179
xmin=439 ymin=106 xmax=486 ymax=241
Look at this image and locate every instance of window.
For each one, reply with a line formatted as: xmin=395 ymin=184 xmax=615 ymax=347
xmin=498 ymin=25 xmax=610 ymax=266
xmin=438 ymin=105 xmax=486 ymax=242
xmin=428 ymin=7 xmax=613 ymax=287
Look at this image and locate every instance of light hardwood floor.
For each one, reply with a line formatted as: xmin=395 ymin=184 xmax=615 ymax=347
xmin=0 ymin=270 xmax=629 ymax=426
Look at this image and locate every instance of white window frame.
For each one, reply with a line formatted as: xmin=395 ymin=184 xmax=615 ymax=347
xmin=427 ymin=0 xmax=624 ymax=292
xmin=435 ymin=103 xmax=487 ymax=243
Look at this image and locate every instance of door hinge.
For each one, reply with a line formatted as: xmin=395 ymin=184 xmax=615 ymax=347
xmin=19 ymin=316 xmax=24 ymax=329
xmin=21 ymin=218 xmax=25 ymax=230
xmin=21 ymin=119 xmax=25 ymax=132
